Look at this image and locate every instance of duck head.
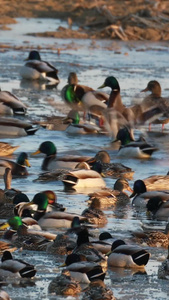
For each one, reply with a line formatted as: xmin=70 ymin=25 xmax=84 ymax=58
xmin=32 ymin=141 xmax=57 ymax=156
xmin=77 ymin=229 xmax=90 ymax=246
xmin=25 ymin=50 xmax=41 ymax=61
xmin=113 ymin=127 xmax=134 ymax=145
xmin=0 ymin=216 xmax=23 ymax=231
xmin=98 ymin=76 xmax=120 ymax=91
xmin=17 ymin=152 xmax=31 ymax=167
xmin=114 ymin=178 xmax=133 ymax=193
xmin=68 ymin=72 xmax=78 ymax=85
xmin=141 ymin=80 xmax=161 ymax=97
xmin=130 ymin=180 xmax=147 ymax=198
xmin=63 ymin=110 xmax=80 ymax=125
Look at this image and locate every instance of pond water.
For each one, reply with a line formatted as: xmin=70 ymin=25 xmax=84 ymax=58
xmin=0 ymin=17 xmax=169 ymax=299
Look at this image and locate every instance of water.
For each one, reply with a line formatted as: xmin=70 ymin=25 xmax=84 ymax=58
xmin=0 ymin=17 xmax=169 ymax=299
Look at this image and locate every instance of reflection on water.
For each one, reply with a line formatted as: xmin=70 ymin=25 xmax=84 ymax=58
xmin=1 ymin=18 xmax=169 ymax=300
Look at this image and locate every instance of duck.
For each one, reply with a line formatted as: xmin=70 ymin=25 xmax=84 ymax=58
xmin=86 ymin=150 xmax=134 ymax=180
xmin=62 ymin=161 xmax=106 ymax=190
xmin=88 ymin=178 xmax=132 ymax=209
xmin=0 ymin=89 xmax=27 ymax=116
xmin=61 ymin=72 xmax=108 ymax=115
xmin=46 ymin=233 xmax=76 ymax=255
xmin=91 ymin=232 xmax=116 ymax=254
xmin=17 ymin=192 xmax=88 ymax=229
xmin=143 ymin=173 xmax=169 ymax=191
xmin=81 ymin=198 xmax=107 ymax=226
xmin=0 ymin=142 xmax=19 ymax=157
xmin=0 ymin=152 xmax=31 ymax=176
xmin=0 ymin=117 xmax=39 ymax=136
xmin=82 ymin=279 xmax=116 ymax=300
xmin=48 ymin=269 xmax=81 ymax=296
xmin=146 ymin=196 xmax=169 ymax=220
xmin=63 ymin=109 xmax=102 ymax=134
xmin=131 ymin=221 xmax=169 ymax=248
xmin=140 ymin=80 xmax=169 ymax=131
xmin=106 ymin=239 xmax=150 ymax=268
xmin=130 ymin=180 xmax=169 ymax=208
xmin=20 ymin=50 xmax=59 ymax=83
xmin=0 ymin=250 xmax=36 ymax=278
xmin=72 ymin=229 xmax=107 ymax=268
xmin=113 ymin=127 xmax=158 ymax=158
xmin=158 ymin=245 xmax=169 ymax=279
xmin=59 ymin=253 xmax=106 ymax=284
xmin=31 ymin=140 xmax=91 ymax=171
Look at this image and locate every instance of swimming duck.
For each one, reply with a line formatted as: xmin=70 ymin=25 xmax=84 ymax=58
xmin=20 ymin=50 xmax=59 ymax=83
xmin=81 ymin=198 xmax=107 ymax=226
xmin=18 ymin=192 xmax=87 ymax=229
xmin=146 ymin=196 xmax=169 ymax=220
xmin=64 ymin=109 xmax=102 ymax=134
xmin=140 ymin=80 xmax=169 ymax=131
xmin=107 ymin=239 xmax=150 ymax=268
xmin=0 ymin=250 xmax=36 ymax=278
xmin=0 ymin=89 xmax=27 ymax=116
xmin=0 ymin=117 xmax=39 ymax=136
xmin=60 ymin=253 xmax=106 ymax=284
xmin=32 ymin=140 xmax=91 ymax=171
xmin=114 ymin=127 xmax=158 ymax=158
xmin=48 ymin=269 xmax=81 ymax=296
xmin=158 ymin=245 xmax=169 ymax=279
xmin=82 ymin=279 xmax=116 ymax=300
xmin=72 ymin=229 xmax=107 ymax=268
xmin=87 ymin=150 xmax=134 ymax=180
xmin=130 ymin=180 xmax=169 ymax=208
xmin=88 ymin=178 xmax=132 ymax=209
xmin=0 ymin=152 xmax=31 ymax=176
xmin=131 ymin=221 xmax=169 ymax=248
xmin=0 ymin=142 xmax=19 ymax=157
xmin=62 ymin=161 xmax=106 ymax=190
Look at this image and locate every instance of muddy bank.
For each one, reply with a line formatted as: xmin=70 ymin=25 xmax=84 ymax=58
xmin=1 ymin=0 xmax=169 ymax=41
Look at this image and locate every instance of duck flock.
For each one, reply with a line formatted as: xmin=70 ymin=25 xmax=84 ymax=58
xmin=0 ymin=48 xmax=169 ymax=300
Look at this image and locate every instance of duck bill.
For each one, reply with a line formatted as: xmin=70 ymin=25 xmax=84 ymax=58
xmin=127 ymin=186 xmax=133 ymax=193
xmin=32 ymin=149 xmax=41 ymax=155
xmin=58 ymin=262 xmax=66 ymax=268
xmin=130 ymin=191 xmax=136 ymax=198
xmin=105 ymin=250 xmax=112 ymax=256
xmin=0 ymin=222 xmax=10 ymax=230
xmin=111 ymin=138 xmax=118 ymax=143
xmin=140 ymin=87 xmax=148 ymax=92
xmin=97 ymin=83 xmax=106 ymax=89
xmin=25 ymin=159 xmax=31 ymax=167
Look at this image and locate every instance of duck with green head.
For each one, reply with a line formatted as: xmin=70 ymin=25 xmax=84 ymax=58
xmin=0 ymin=152 xmax=31 ymax=176
xmin=113 ymin=127 xmax=158 ymax=158
xmin=32 ymin=140 xmax=91 ymax=171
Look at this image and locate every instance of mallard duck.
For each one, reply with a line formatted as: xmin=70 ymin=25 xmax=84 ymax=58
xmin=0 ymin=142 xmax=19 ymax=156
xmin=0 ymin=117 xmax=39 ymax=136
xmin=0 ymin=152 xmax=31 ymax=176
xmin=48 ymin=269 xmax=81 ymax=296
xmin=130 ymin=180 xmax=169 ymax=208
xmin=88 ymin=178 xmax=132 ymax=209
xmin=87 ymin=150 xmax=134 ymax=180
xmin=158 ymin=245 xmax=169 ymax=279
xmin=107 ymin=239 xmax=150 ymax=268
xmin=72 ymin=229 xmax=107 ymax=267
xmin=91 ymin=232 xmax=116 ymax=254
xmin=32 ymin=140 xmax=91 ymax=171
xmin=20 ymin=50 xmax=59 ymax=83
xmin=140 ymin=80 xmax=169 ymax=131
xmin=62 ymin=161 xmax=106 ymax=190
xmin=61 ymin=72 xmax=108 ymax=114
xmin=46 ymin=233 xmax=76 ymax=255
xmin=59 ymin=253 xmax=105 ymax=284
xmin=113 ymin=127 xmax=158 ymax=158
xmin=0 ymin=89 xmax=27 ymax=116
xmin=0 ymin=290 xmax=11 ymax=300
xmin=146 ymin=196 xmax=169 ymax=220
xmin=64 ymin=109 xmax=102 ymax=134
xmin=143 ymin=173 xmax=169 ymax=191
xmin=82 ymin=279 xmax=116 ymax=300
xmin=0 ymin=250 xmax=36 ymax=278
xmin=131 ymin=221 xmax=169 ymax=248
xmin=18 ymin=192 xmax=87 ymax=229
xmin=81 ymin=198 xmax=107 ymax=226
